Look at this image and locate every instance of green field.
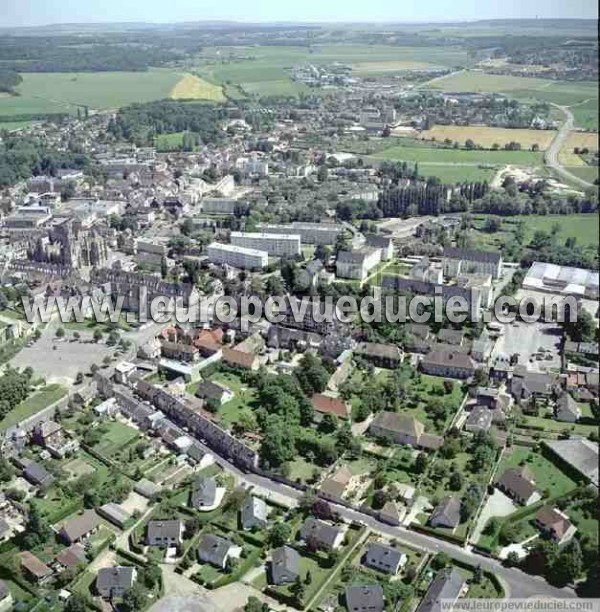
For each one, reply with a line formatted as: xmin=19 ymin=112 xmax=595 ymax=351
xmin=0 ymin=69 xmax=181 ymax=119
xmin=372 ymin=141 xmax=542 ymax=166
xmin=472 ymin=213 xmax=600 ymax=251
xmin=194 ymin=44 xmax=469 ymax=98
xmin=0 ymin=384 xmax=67 ymax=431
xmin=566 ymin=165 xmax=599 ymax=183
xmin=418 ymin=163 xmax=497 ymax=183
xmin=425 ymin=71 xmax=598 ymax=130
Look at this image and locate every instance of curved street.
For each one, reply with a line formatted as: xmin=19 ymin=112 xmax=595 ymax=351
xmin=545 ymin=104 xmax=595 ymax=190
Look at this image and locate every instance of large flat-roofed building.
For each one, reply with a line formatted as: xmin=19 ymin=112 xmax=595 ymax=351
xmin=207 ymin=242 xmax=268 ymax=270
xmin=523 ymin=261 xmax=599 ymax=299
xmin=202 ymin=198 xmax=241 ymax=215
xmin=257 ymin=222 xmax=342 ymax=245
xmin=4 ymin=206 xmax=52 ymax=230
xmin=443 ymin=247 xmax=503 ymax=279
xmin=230 ymin=231 xmax=301 ymax=257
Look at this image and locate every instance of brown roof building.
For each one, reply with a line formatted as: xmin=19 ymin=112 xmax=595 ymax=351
xmin=496 ymin=466 xmax=539 ymax=505
xmin=311 ymin=394 xmax=349 ymax=419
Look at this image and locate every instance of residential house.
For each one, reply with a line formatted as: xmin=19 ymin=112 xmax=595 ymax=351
xmin=96 ymin=566 xmax=137 ymax=599
xmin=270 ymin=545 xmax=300 ymax=585
xmin=345 ymin=585 xmax=385 ymax=612
xmin=311 ymin=394 xmax=349 ymax=420
xmin=510 ymin=369 xmax=556 ymax=402
xmin=420 ymin=350 xmax=475 ymax=380
xmin=354 ymin=342 xmax=403 ymax=368
xmin=415 ymin=568 xmax=466 ymax=612
xmin=534 ymin=506 xmax=577 ymax=545
xmin=496 ymin=466 xmax=539 ymax=505
xmin=19 ymin=552 xmax=53 ymax=584
xmin=134 ymin=478 xmax=162 ymax=500
xmin=299 ymin=518 xmax=344 ymax=551
xmin=437 ymin=329 xmax=464 ymax=346
xmin=320 ymin=466 xmax=352 ymax=500
xmin=369 ymin=412 xmax=443 ymax=450
xmin=195 ymin=380 xmax=233 ymax=404
xmin=22 ymin=460 xmax=55 ymax=489
xmin=379 ymin=502 xmax=404 ymax=526
xmin=240 ymin=496 xmax=269 ymax=531
xmin=429 ymin=496 xmax=461 ymax=530
xmin=464 ymin=406 xmax=493 ymax=433
xmin=55 ymin=543 xmax=87 ymax=569
xmin=59 ymin=510 xmax=102 ymax=545
xmin=555 ymin=393 xmax=581 ymax=423
xmin=222 ymin=347 xmax=259 ymax=370
xmin=146 ymin=519 xmax=184 ymax=547
xmin=191 ymin=477 xmax=218 ymax=510
xmin=197 ymin=534 xmax=236 ymax=569
xmin=363 ymin=543 xmax=407 ymax=575
xmin=98 ymin=503 xmax=132 ymax=529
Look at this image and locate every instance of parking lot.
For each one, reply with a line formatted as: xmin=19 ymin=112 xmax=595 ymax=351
xmin=492 ymin=318 xmax=562 ymax=371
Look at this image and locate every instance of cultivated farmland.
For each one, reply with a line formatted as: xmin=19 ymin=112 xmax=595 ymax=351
xmin=169 ymin=73 xmax=225 ymax=102
xmin=416 ymin=125 xmax=557 ymax=150
xmin=372 ymin=141 xmax=543 ymax=165
xmin=0 ymin=69 xmax=181 ymax=118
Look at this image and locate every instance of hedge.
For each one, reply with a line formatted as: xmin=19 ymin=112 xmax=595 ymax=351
xmin=409 ymin=523 xmax=467 ymax=546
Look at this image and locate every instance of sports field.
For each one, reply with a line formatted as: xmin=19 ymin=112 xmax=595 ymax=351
xmin=0 ymin=69 xmax=181 ymax=118
xmin=169 ymin=73 xmax=225 ymax=101
xmin=416 ymin=125 xmax=556 ymax=150
xmin=373 ymin=141 xmax=543 ymax=165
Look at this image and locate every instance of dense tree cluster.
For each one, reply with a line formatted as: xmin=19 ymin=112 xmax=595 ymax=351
xmin=0 ymin=69 xmax=22 ymax=93
xmin=0 ymin=367 xmax=33 ymax=421
xmin=107 ymin=101 xmax=225 ymax=147
xmin=0 ymin=134 xmax=89 ymax=187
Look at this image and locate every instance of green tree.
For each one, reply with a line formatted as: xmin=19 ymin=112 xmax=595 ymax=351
xmin=121 ymin=583 xmax=147 ymax=612
xmin=267 ymin=522 xmax=292 ymax=547
xmin=55 ymin=327 xmax=65 ymax=338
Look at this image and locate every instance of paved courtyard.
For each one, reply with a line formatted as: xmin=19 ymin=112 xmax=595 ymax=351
xmin=10 ymin=319 xmax=114 ymax=384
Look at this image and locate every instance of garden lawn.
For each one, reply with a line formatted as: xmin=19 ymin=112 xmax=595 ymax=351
xmin=497 ymin=445 xmax=578 ymax=498
xmin=93 ymin=421 xmax=140 ymax=457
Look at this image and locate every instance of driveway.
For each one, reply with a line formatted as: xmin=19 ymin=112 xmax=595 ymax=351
xmin=470 ymin=489 xmax=517 ymax=544
xmin=499 ymin=535 xmax=539 ymax=561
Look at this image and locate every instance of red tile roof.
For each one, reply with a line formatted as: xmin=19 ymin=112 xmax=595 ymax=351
xmin=311 ymin=394 xmax=349 ymax=418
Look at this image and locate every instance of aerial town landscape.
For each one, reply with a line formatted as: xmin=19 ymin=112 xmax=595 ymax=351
xmin=0 ymin=4 xmax=598 ymax=612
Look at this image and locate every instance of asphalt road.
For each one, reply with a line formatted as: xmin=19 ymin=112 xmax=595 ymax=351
xmin=545 ymin=104 xmax=594 ymax=190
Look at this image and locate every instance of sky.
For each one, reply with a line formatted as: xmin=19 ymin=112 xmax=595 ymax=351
xmin=0 ymin=0 xmax=597 ymax=27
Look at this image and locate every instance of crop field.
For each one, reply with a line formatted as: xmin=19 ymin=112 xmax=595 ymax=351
xmin=194 ymin=44 xmax=469 ymax=97
xmin=565 ymin=166 xmax=599 ymax=183
xmin=0 ymin=69 xmax=181 ymax=118
xmin=570 ymin=99 xmax=599 ymax=131
xmin=372 ymin=141 xmax=543 ymax=165
xmin=564 ymin=131 xmax=599 ymax=151
xmin=425 ymin=70 xmax=553 ymax=93
xmin=418 ymin=163 xmax=497 ymax=183
xmin=416 ymin=125 xmax=557 ymax=150
xmin=169 ymin=73 xmax=225 ymax=101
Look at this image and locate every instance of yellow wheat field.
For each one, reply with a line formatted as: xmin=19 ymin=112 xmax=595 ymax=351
xmin=169 ymin=73 xmax=225 ymax=102
xmin=564 ymin=131 xmax=599 ymax=151
xmin=417 ymin=125 xmax=556 ymax=151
